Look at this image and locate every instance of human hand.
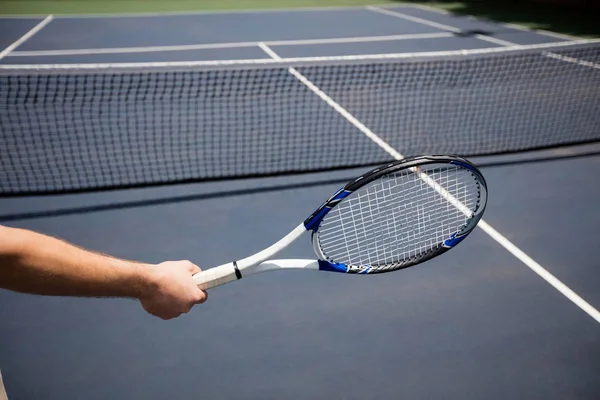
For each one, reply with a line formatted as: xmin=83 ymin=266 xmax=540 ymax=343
xmin=139 ymin=260 xmax=207 ymax=320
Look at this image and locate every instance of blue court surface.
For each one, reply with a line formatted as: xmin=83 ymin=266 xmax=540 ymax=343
xmin=1 ymin=5 xmax=599 ymax=400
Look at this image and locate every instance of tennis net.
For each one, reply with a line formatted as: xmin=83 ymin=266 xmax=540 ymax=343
xmin=1 ymin=39 xmax=599 ymax=195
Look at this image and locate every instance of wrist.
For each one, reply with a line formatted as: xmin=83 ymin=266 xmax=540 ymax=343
xmin=120 ymin=261 xmax=157 ymax=299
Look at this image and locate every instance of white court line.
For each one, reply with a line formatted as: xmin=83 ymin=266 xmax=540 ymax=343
xmin=366 ymin=6 xmax=515 ymax=47
xmin=366 ymin=6 xmax=464 ymax=33
xmin=8 ymin=32 xmax=455 ymax=57
xmin=0 ymin=15 xmax=53 ymax=61
xmin=258 ymin=42 xmax=600 ymax=324
xmin=397 ymin=2 xmax=582 ymax=41
xmin=366 ymin=5 xmax=600 ymax=71
xmin=2 ymin=39 xmax=599 ymax=70
xmin=0 ymin=3 xmax=585 ymax=42
xmin=501 ymin=22 xmax=581 ymax=40
xmin=401 ymin=3 xmax=450 ymax=14
xmin=543 ymin=52 xmax=600 ymax=69
xmin=258 ymin=42 xmax=283 ymax=60
xmin=472 ymin=34 xmax=515 ymax=47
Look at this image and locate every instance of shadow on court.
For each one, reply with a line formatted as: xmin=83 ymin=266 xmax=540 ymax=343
xmin=393 ymin=0 xmax=600 ymax=38
xmin=2 ymin=144 xmax=600 ymax=223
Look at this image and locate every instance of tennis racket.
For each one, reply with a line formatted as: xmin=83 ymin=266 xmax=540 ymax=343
xmin=193 ymin=155 xmax=487 ymax=290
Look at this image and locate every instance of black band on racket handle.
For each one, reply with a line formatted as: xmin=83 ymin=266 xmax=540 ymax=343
xmin=233 ymin=261 xmax=242 ymax=280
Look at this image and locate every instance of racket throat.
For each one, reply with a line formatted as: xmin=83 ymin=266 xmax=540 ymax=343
xmin=318 ymin=260 xmax=372 ymax=274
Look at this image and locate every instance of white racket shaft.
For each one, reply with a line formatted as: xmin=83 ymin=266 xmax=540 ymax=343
xmin=194 ymin=259 xmax=320 ymax=290
xmin=193 ymin=224 xmax=307 ymax=290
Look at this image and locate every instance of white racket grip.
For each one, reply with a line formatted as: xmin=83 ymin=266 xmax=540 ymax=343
xmin=193 ymin=263 xmax=239 ymax=290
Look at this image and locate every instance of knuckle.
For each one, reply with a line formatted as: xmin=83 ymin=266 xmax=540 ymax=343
xmin=182 ymin=260 xmax=199 ymax=271
xmin=197 ymin=292 xmax=208 ymax=304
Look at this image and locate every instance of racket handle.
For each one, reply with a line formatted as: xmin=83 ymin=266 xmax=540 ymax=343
xmin=193 ymin=263 xmax=239 ymax=290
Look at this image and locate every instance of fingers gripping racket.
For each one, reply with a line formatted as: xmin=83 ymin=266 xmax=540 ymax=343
xmin=193 ymin=155 xmax=487 ymax=290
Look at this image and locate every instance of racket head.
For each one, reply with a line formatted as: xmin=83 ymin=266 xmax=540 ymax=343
xmin=304 ymin=155 xmax=487 ymax=274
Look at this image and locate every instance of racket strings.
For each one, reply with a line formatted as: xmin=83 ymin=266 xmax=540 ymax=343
xmin=317 ymin=166 xmax=481 ymax=269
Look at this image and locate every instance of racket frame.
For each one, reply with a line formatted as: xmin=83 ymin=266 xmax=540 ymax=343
xmin=193 ymin=155 xmax=487 ymax=290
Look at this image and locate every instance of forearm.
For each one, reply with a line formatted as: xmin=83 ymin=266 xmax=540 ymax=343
xmin=0 ymin=226 xmax=151 ymax=298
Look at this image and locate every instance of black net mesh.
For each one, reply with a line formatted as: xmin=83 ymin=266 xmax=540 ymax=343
xmin=1 ymin=40 xmax=599 ymax=195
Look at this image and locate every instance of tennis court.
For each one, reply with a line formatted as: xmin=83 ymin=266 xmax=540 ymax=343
xmin=1 ymin=4 xmax=599 ymax=399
